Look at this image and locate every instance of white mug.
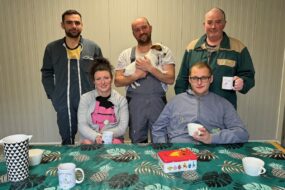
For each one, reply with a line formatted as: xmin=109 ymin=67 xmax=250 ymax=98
xmin=102 ymin=131 xmax=113 ymax=144
xmin=187 ymin=123 xmax=203 ymax=136
xmin=58 ymin=163 xmax=85 ymax=189
xmin=222 ymin=76 xmax=234 ymax=90
xmin=242 ymin=157 xmax=266 ymax=176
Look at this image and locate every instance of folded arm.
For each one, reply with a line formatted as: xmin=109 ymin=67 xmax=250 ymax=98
xmin=136 ymin=57 xmax=175 ymax=84
xmin=114 ymin=69 xmax=147 ymax=87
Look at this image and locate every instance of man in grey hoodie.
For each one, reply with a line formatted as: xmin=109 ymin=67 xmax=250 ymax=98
xmin=152 ymin=62 xmax=249 ymax=144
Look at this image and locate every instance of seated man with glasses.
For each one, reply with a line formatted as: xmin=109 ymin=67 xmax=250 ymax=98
xmin=152 ymin=62 xmax=249 ymax=144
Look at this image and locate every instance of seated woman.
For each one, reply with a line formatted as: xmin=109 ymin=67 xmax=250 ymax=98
xmin=78 ymin=57 xmax=129 ymax=144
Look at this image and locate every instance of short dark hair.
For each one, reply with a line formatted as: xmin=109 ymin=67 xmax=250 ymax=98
xmin=189 ymin=62 xmax=213 ymax=76
xmin=62 ymin=10 xmax=81 ymax=22
xmin=90 ymin=57 xmax=114 ymax=81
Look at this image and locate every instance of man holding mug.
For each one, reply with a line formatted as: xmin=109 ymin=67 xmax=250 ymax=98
xmin=152 ymin=62 xmax=249 ymax=144
xmin=175 ymin=7 xmax=255 ymax=109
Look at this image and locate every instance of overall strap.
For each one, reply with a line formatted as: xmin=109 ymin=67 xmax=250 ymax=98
xmin=130 ymin=46 xmax=136 ymax=62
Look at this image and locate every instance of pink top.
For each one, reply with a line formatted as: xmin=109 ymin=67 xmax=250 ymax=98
xmin=92 ymin=101 xmax=117 ymax=130
xmin=91 ymin=101 xmax=122 ymax=144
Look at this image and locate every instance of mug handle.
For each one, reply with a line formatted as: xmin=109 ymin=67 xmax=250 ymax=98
xmin=75 ymin=168 xmax=85 ymax=184
xmin=259 ymin=167 xmax=266 ymax=175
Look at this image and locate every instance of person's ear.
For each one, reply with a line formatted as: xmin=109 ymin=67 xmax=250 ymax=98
xmin=210 ymin=75 xmax=213 ymax=83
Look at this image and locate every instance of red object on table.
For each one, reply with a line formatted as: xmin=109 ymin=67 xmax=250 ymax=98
xmin=158 ymin=148 xmax=197 ymax=163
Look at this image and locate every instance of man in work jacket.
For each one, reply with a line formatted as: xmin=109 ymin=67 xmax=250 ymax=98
xmin=175 ymin=7 xmax=255 ymax=109
xmin=41 ymin=10 xmax=102 ymax=145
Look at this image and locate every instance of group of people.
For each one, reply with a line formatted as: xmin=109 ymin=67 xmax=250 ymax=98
xmin=41 ymin=8 xmax=255 ymax=145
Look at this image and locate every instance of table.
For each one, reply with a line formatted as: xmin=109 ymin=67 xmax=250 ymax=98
xmin=1 ymin=142 xmax=285 ymax=189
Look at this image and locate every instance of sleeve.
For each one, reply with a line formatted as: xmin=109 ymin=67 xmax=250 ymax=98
xmin=161 ymin=46 xmax=175 ymax=65
xmin=94 ymin=45 xmax=103 ymax=58
xmin=77 ymin=93 xmax=100 ymax=142
xmin=152 ymin=104 xmax=172 ymax=143
xmin=237 ymin=47 xmax=255 ymax=94
xmin=41 ymin=46 xmax=55 ymax=99
xmin=116 ymin=49 xmax=131 ymax=70
xmin=174 ymin=50 xmax=191 ymax=94
xmin=107 ymin=97 xmax=129 ymax=138
xmin=211 ymin=100 xmax=249 ymax=144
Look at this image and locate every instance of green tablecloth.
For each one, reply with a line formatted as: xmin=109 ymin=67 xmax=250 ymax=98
xmin=0 ymin=142 xmax=285 ymax=189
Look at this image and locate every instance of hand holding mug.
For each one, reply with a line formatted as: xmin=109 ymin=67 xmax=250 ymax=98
xmin=192 ymin=127 xmax=212 ymax=144
xmin=233 ymin=76 xmax=244 ymax=91
xmin=102 ymin=131 xmax=113 ymax=144
xmin=95 ymin=135 xmax=103 ymax=144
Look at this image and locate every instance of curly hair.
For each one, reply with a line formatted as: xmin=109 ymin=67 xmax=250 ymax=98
xmin=89 ymin=57 xmax=114 ymax=81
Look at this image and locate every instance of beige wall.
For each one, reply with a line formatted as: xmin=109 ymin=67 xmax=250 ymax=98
xmin=0 ymin=0 xmax=284 ymax=143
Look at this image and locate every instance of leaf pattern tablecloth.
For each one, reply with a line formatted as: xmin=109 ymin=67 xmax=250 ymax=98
xmin=0 ymin=142 xmax=285 ymax=190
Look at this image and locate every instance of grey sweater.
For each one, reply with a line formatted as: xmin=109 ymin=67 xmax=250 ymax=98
xmin=78 ymin=89 xmax=129 ymax=142
xmin=152 ymin=89 xmax=249 ymax=144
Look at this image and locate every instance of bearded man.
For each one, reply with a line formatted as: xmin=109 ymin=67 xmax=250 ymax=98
xmin=115 ymin=17 xmax=175 ymax=143
xmin=41 ymin=10 xmax=102 ymax=145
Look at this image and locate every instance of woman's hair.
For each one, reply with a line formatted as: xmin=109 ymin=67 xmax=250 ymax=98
xmin=90 ymin=57 xmax=114 ymax=81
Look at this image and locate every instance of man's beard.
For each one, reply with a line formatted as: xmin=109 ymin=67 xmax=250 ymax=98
xmin=137 ymin=34 xmax=151 ymax=46
xmin=65 ymin=30 xmax=81 ymax=38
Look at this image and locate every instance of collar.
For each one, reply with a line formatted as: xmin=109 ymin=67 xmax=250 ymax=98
xmin=93 ymin=89 xmax=116 ymax=105
xmin=186 ymin=89 xmax=210 ymax=97
xmin=96 ymin=94 xmax=113 ymax=109
xmin=62 ymin=35 xmax=83 ymax=50
xmin=194 ymin=32 xmax=231 ymax=50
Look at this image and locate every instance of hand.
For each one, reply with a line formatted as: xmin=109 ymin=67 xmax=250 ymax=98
xmin=134 ymin=68 xmax=147 ymax=79
xmin=136 ymin=56 xmax=152 ymax=72
xmin=192 ymin=127 xmax=212 ymax=144
xmin=233 ymin=76 xmax=244 ymax=91
xmin=95 ymin=135 xmax=103 ymax=144
xmin=80 ymin=139 xmax=94 ymax=145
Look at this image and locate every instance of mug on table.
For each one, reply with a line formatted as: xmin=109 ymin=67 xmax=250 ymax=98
xmin=242 ymin=157 xmax=266 ymax=176
xmin=58 ymin=163 xmax=85 ymax=189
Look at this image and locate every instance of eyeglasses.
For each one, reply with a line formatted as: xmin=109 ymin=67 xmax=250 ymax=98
xmin=64 ymin=20 xmax=81 ymax=25
xmin=189 ymin=76 xmax=211 ymax=83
